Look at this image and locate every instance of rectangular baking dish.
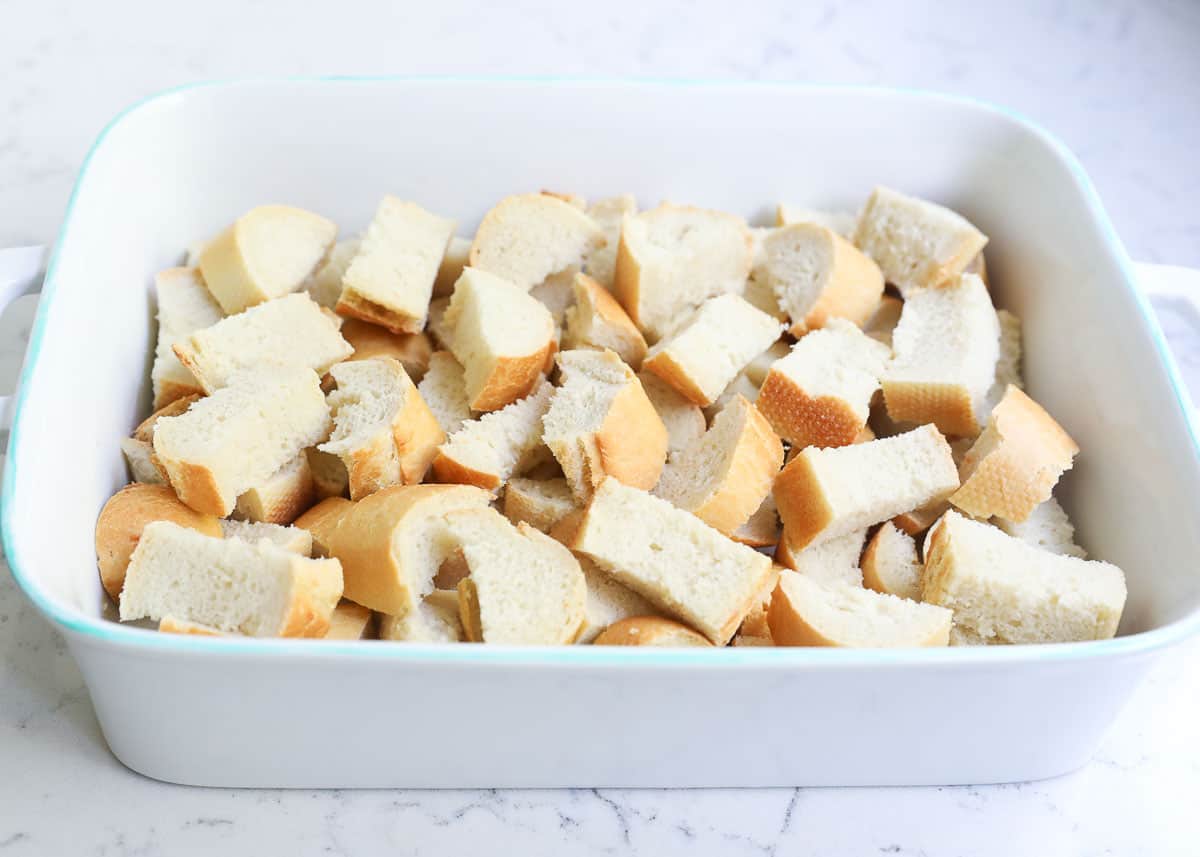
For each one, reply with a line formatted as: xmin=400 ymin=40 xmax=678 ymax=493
xmin=4 ymin=78 xmax=1200 ymax=788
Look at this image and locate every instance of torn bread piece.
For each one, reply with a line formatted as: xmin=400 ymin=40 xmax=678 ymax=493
xmin=503 ymin=477 xmax=577 ymax=534
xmin=220 ymin=519 xmax=313 ymax=555
xmin=174 ymin=292 xmax=353 ymax=393
xmin=861 ymin=522 xmax=922 ymax=601
xmin=562 ymin=272 xmax=648 ymax=368
xmin=306 ymin=237 xmax=361 ymax=309
xmin=336 ymin=196 xmax=456 ymax=334
xmin=774 ymin=205 xmax=857 ymax=237
xmin=418 ymin=351 xmax=472 ymax=435
xmin=593 ymin=616 xmax=712 ymax=647
xmin=584 ymin=194 xmax=637 ymax=289
xmin=995 ymin=496 xmax=1086 ymax=558
xmin=151 ymin=268 xmax=224 ymax=409
xmin=120 ymin=521 xmax=342 ymax=637
xmin=774 ymin=424 xmax=959 ymax=552
xmin=775 ymin=529 xmax=867 ymax=587
xmin=643 ymin=294 xmax=782 ymax=406
xmin=233 ymin=452 xmax=316 ymax=525
xmin=949 ymin=385 xmax=1078 ymax=523
xmin=199 ymin=204 xmax=337 ymax=314
xmin=576 ymin=557 xmax=660 ymax=644
xmin=768 ymin=569 xmax=952 ymax=647
xmin=432 ymin=235 xmax=472 ymax=298
xmin=923 ymin=510 xmax=1126 ymax=644
xmin=570 ymin=478 xmax=775 ymax=645
xmin=756 ymin=319 xmax=889 ymax=448
xmin=543 ymin=349 xmax=668 ymax=501
xmin=614 ymin=203 xmax=753 ymax=341
xmin=319 ymin=357 xmax=445 ymax=498
xmin=445 ymin=267 xmax=556 ymax=411
xmin=852 ymin=186 xmax=988 ymax=295
xmin=342 ymin=318 xmax=433 ymax=383
xmin=469 ymin=193 xmax=604 ymax=291
xmin=882 ymin=272 xmax=1000 ymax=437
xmin=638 ymin=371 xmax=706 ymax=461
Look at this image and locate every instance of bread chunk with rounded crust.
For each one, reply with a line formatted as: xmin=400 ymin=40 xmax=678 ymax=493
xmin=576 ymin=557 xmax=660 ymax=644
xmin=593 ymin=616 xmax=712 ymax=647
xmin=563 ymin=272 xmax=648 ymax=368
xmin=220 ymin=519 xmax=312 ymax=555
xmin=151 ymin=268 xmax=223 ymax=409
xmin=418 ymin=351 xmax=472 ymax=435
xmin=469 ymin=193 xmax=603 ymax=292
xmin=233 ymin=453 xmax=316 ymax=525
xmin=342 ymin=318 xmax=432 ymax=383
xmin=861 ymin=522 xmax=922 ymax=601
xmin=638 ymin=371 xmax=706 ymax=461
xmin=584 ymin=194 xmax=637 ymax=289
xmin=503 ymin=477 xmax=577 ymax=534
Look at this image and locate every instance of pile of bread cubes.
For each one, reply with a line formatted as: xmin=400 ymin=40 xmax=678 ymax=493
xmin=94 ymin=187 xmax=1128 ymax=648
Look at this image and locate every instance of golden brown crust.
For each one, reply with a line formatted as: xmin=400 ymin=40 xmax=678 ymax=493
xmin=95 ymin=483 xmax=223 ymax=601
xmin=336 ymin=289 xmax=424 ymax=335
xmin=570 ymin=273 xmax=648 ymax=367
xmin=456 ymin=578 xmax=484 ymax=642
xmin=153 ymin=378 xmax=205 ymax=411
xmin=790 ymin=227 xmax=885 ymax=336
xmin=234 ymin=456 xmax=315 ymax=525
xmin=881 ymin=380 xmax=977 ymax=439
xmin=771 ymin=455 xmax=835 ymax=555
xmin=612 ymin=230 xmax=643 ymax=328
xmin=757 ymin=369 xmax=865 ymax=449
xmin=160 ymin=456 xmax=230 ymax=517
xmin=892 ymin=502 xmax=947 ymax=536
xmin=688 ymin=399 xmax=783 ymax=535
xmin=293 ymin=496 xmax=353 ymax=557
xmin=322 ymin=599 xmax=375 ymax=640
xmin=592 ymin=375 xmax=670 ymax=492
xmin=641 ymin=350 xmax=711 ymax=406
xmin=429 ymin=451 xmax=504 ymax=491
xmin=737 ymin=565 xmax=783 ymax=638
xmin=592 ymin=615 xmax=713 ymax=647
xmin=469 ymin=343 xmax=555 ymax=412
xmin=277 ymin=557 xmax=343 ymax=638
xmin=342 ymin=318 xmax=433 ymax=381
xmin=158 ymin=616 xmax=224 ymax=636
xmin=394 ymin=376 xmax=446 ymax=484
xmin=133 ymin=395 xmax=202 ymax=442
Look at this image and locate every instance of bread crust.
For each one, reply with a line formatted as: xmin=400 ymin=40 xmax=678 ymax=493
xmin=781 ymin=226 xmax=884 ymax=336
xmin=861 ymin=523 xmax=921 ymax=601
xmin=429 ymin=450 xmax=504 ymax=491
xmin=293 ymin=496 xmax=353 ymax=557
xmin=234 ymin=455 xmax=316 ymax=525
xmin=277 ymin=557 xmax=344 ymax=638
xmin=342 ymin=319 xmax=432 ymax=382
xmin=757 ymin=369 xmax=865 ymax=449
xmin=882 ymin=380 xmax=977 ymax=440
xmin=565 ymin=273 xmax=648 ymax=368
xmin=592 ymin=616 xmax=712 ymax=647
xmin=336 ymin=289 xmax=424 ymax=335
xmin=158 ymin=616 xmax=223 ymax=636
xmin=470 ymin=341 xmax=555 ymax=412
xmin=771 ymin=455 xmax=835 ymax=555
xmin=641 ymin=349 xmax=709 ymax=406
xmin=592 ymin=375 xmax=670 ymax=492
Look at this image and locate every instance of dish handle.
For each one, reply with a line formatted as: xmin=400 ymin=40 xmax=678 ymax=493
xmin=1136 ymin=262 xmax=1200 ymax=420
xmin=0 ymin=245 xmax=45 ymax=431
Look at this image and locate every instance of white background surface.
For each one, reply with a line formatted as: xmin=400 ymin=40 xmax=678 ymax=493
xmin=2 ymin=1 xmax=1199 ymax=854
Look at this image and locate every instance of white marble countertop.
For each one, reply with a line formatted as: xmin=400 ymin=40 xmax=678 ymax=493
xmin=2 ymin=1 xmax=1199 ymax=854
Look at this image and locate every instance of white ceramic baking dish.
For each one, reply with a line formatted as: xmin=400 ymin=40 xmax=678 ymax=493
xmin=4 ymin=79 xmax=1200 ymax=788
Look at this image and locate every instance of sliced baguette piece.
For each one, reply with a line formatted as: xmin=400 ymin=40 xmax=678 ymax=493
xmin=306 ymin=448 xmax=349 ymax=500
xmin=562 ymin=272 xmax=648 ymax=368
xmin=638 ymin=371 xmax=706 ymax=461
xmin=133 ymin=393 xmax=201 ymax=443
xmin=336 ymin=197 xmax=456 ymax=334
xmin=469 ymin=193 xmax=604 ymax=291
xmin=775 ymin=529 xmax=867 ymax=587
xmin=774 ymin=424 xmax=959 ymax=551
xmin=593 ymin=616 xmax=712 ymax=647
xmin=994 ymin=496 xmax=1086 ymax=558
xmin=570 ymin=478 xmax=775 ymax=645
xmin=306 ymin=237 xmax=361 ymax=309
xmin=432 ymin=235 xmax=472 ymax=298
xmin=584 ymin=194 xmax=637 ymax=289
xmin=449 ymin=510 xmax=587 ymax=644
xmin=949 ymin=385 xmax=1078 ymax=523
xmin=151 ymin=268 xmax=224 ymax=409
xmin=503 ymin=477 xmax=577 ymax=534
xmin=889 ymin=437 xmax=971 ymax=535
xmin=174 ymin=292 xmax=353 ymax=393
xmin=221 ymin=519 xmax=312 ymax=555
xmin=320 ymin=357 xmax=444 ymax=498
xmin=233 ymin=453 xmax=316 ymax=525
xmin=378 ymin=593 xmax=463 ymax=642
xmin=861 ymin=522 xmax=922 ymax=601
xmin=744 ymin=340 xmax=791 ymax=387
xmin=152 ymin=366 xmax=332 ymax=517
xmin=159 ymin=616 xmax=224 ymax=636
xmin=731 ymin=494 xmax=781 ymax=548
xmin=756 ymin=318 xmax=890 ymax=448
xmin=758 ymin=223 xmax=885 ymax=336
xmin=121 ymin=521 xmax=343 ymax=637
xmin=542 ymin=349 xmax=668 ymax=501
xmin=768 ymin=569 xmax=952 ymax=647
xmin=983 ymin=308 xmax=1023 ymax=416
xmin=643 ymin=294 xmax=783 ymax=406
xmin=656 ymin=395 xmax=783 ymax=535
xmin=445 ymin=267 xmax=556 ymax=411
xmin=324 ymin=599 xmax=375 ymax=640
xmin=292 ymin=496 xmax=353 ymax=558
xmin=922 ymin=510 xmax=1126 ymax=643
xmin=95 ymin=483 xmax=223 ymax=601
xmin=614 ymin=204 xmax=754 ymax=341
xmin=576 ymin=557 xmax=660 ymax=644
xmin=342 ymin=318 xmax=433 ymax=383
xmin=737 ymin=565 xmax=784 ymax=639
xmin=864 ymin=295 xmax=904 ymax=346
xmin=774 ymin=205 xmax=857 ymax=237
xmin=882 ymin=272 xmax=1000 ymax=437
xmin=852 ymin=187 xmax=988 ymax=295
xmin=199 ymin=205 xmax=337 ymax=314
xmin=432 ymin=379 xmax=553 ymax=491
xmin=121 ymin=438 xmax=163 ymax=485
xmin=417 ymin=350 xmax=472 ymax=435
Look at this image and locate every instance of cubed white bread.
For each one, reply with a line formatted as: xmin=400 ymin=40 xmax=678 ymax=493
xmin=562 ymin=272 xmax=649 ymax=368
xmin=983 ymin=309 xmax=1024 ymax=416
xmin=432 ymin=236 xmax=473 ymax=298
xmin=702 ymin=373 xmax=760 ymax=424
xmin=432 ymin=379 xmax=554 ymax=491
xmin=731 ymin=494 xmax=781 ymax=548
xmin=469 ymin=193 xmax=604 ymax=291
xmin=882 ymin=273 xmax=1001 ymax=437
xmin=94 ymin=483 xmax=223 ymax=601
xmin=638 ymin=371 xmax=706 ymax=461
xmin=159 ymin=616 xmax=224 ymax=636
xmin=757 ymin=223 xmax=885 ymax=337
xmin=775 ymin=529 xmax=867 ymax=587
xmin=306 ymin=237 xmax=361 ymax=309
xmin=543 ymin=349 xmax=668 ymax=501
xmin=593 ymin=616 xmax=712 ymax=647
xmin=583 ymin=194 xmax=637 ymax=289
xmin=643 ymin=294 xmax=783 ymax=406
xmin=864 ymin=295 xmax=904 ymax=346
xmin=756 ymin=319 xmax=890 ymax=448
xmin=151 ymin=268 xmax=224 ymax=409
xmin=298 ymin=483 xmax=491 ymax=617
xmin=233 ymin=452 xmax=316 ymax=525
xmin=576 ymin=557 xmax=660 ymax=644
xmin=503 ymin=477 xmax=577 ymax=534
xmin=768 ymin=569 xmax=952 ymax=647
xmin=378 ymin=592 xmax=463 ymax=642
xmin=656 ymin=395 xmax=783 ymax=536
xmin=120 ymin=521 xmax=343 ymax=637
xmin=220 ymin=519 xmax=312 ymax=555
xmin=744 ymin=340 xmax=791 ymax=387
xmin=174 ymin=292 xmax=353 ymax=393
xmin=418 ymin=351 xmax=472 ymax=435
xmin=774 ymin=424 xmax=959 ymax=551
xmin=950 ymin=385 xmax=1078 ymax=523
xmin=570 ymin=478 xmax=775 ymax=645
xmin=448 ymin=509 xmax=587 ymax=644
xmin=736 ymin=565 xmax=784 ymax=639
xmin=995 ymin=496 xmax=1086 ymax=558
xmin=774 ymin=205 xmax=857 ymax=237
xmin=445 ymin=267 xmax=557 ymax=411
xmin=890 ymin=438 xmax=971 ymax=535
xmin=324 ymin=599 xmax=375 ymax=640
xmin=320 ymin=357 xmax=444 ymax=499
xmin=336 ymin=197 xmax=456 ymax=334
xmin=852 ymin=186 xmax=988 ymax=295
xmin=425 ymin=296 xmax=454 ymax=350
xmin=861 ymin=522 xmax=922 ymax=601
xmin=306 ymin=448 xmax=349 ymax=500
xmin=342 ymin=318 xmax=433 ymax=383
xmin=121 ymin=438 xmax=163 ymax=485
xmin=922 ymin=510 xmax=1126 ymax=643
xmin=153 ymin=366 xmax=331 ymax=517
xmin=614 ymin=204 xmax=754 ymax=342
xmin=199 ymin=204 xmax=337 ymax=314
